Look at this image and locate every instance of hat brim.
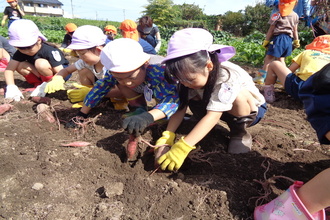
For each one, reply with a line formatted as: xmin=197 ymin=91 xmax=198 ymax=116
xmin=162 ymin=45 xmax=236 ymax=64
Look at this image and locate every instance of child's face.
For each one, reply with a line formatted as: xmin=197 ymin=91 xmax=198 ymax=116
xmin=75 ymin=49 xmax=100 ymax=65
xmin=179 ymin=68 xmax=209 ymax=90
xmin=16 ymin=39 xmax=41 ymax=56
xmin=111 ymin=65 xmax=146 ymax=89
xmin=8 ymin=1 xmax=17 ymax=7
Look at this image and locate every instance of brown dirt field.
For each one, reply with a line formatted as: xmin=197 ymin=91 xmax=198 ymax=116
xmin=0 ymin=59 xmax=329 ymax=220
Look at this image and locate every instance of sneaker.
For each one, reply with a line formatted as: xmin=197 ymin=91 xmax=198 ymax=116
xmin=263 ymin=84 xmax=275 ymax=103
xmin=253 ymin=69 xmax=267 ymax=85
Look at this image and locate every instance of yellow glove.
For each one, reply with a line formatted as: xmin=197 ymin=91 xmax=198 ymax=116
xmin=293 ymin=40 xmax=300 ymax=48
xmin=16 ymin=5 xmax=20 ymax=10
xmin=1 ymin=20 xmax=5 ymax=27
xmin=156 ymin=131 xmax=175 ymax=146
xmin=72 ymin=102 xmax=83 ymax=108
xmin=262 ymin=40 xmax=270 ymax=49
xmin=44 ymin=75 xmax=65 ymax=94
xmin=157 ymin=137 xmax=196 ymax=171
xmin=63 ymin=48 xmax=73 ymax=53
xmin=67 ymin=83 xmax=92 ymax=103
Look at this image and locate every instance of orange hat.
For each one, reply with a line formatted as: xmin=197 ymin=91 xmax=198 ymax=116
xmin=278 ymin=0 xmax=297 ymax=16
xmin=104 ymin=25 xmax=117 ymax=35
xmin=7 ymin=0 xmax=15 ymax=3
xmin=65 ymin=23 xmax=77 ymax=33
xmin=305 ymin=35 xmax=330 ymax=54
xmin=119 ymin=19 xmax=139 ymax=41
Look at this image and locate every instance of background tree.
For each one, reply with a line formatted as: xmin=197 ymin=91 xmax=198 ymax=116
xmin=244 ymin=3 xmax=271 ymax=35
xmin=142 ymin=0 xmax=178 ymax=27
xmin=221 ymin=11 xmax=245 ymax=36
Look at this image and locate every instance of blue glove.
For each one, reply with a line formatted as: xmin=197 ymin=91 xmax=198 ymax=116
xmin=122 ymin=111 xmax=154 ymax=136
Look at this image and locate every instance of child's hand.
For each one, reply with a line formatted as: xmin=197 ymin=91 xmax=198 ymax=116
xmin=67 ymin=83 xmax=92 ymax=103
xmin=44 ymin=75 xmax=65 ymax=94
xmin=293 ymin=40 xmax=300 ymax=48
xmin=5 ymin=85 xmax=23 ymax=101
xmin=157 ymin=137 xmax=196 ymax=171
xmin=156 ymin=131 xmax=175 ymax=146
xmin=262 ymin=40 xmax=270 ymax=49
xmin=122 ymin=112 xmax=154 ymax=136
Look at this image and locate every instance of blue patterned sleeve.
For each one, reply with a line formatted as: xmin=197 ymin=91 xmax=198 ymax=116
xmin=83 ymin=71 xmax=116 ymax=108
xmin=147 ymin=65 xmax=180 ymax=119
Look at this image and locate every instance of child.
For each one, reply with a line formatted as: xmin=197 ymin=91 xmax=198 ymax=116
xmin=66 ymin=38 xmax=179 ymax=139
xmin=1 ymin=0 xmax=24 ymax=28
xmin=254 ymin=0 xmax=300 ymax=84
xmin=137 ymin=15 xmax=162 ymax=53
xmin=263 ymin=34 xmax=330 ymax=103
xmin=156 ymin=28 xmax=267 ymax=172
xmin=298 ymin=63 xmax=330 ymax=145
xmin=254 ymin=168 xmax=330 ymax=219
xmin=104 ymin=25 xmax=117 ymax=44
xmin=59 ymin=23 xmax=77 ymax=53
xmin=119 ymin=19 xmax=156 ymax=55
xmin=4 ymin=19 xmax=69 ymax=101
xmin=0 ymin=35 xmax=16 ymax=72
xmin=45 ymin=25 xmax=127 ymax=110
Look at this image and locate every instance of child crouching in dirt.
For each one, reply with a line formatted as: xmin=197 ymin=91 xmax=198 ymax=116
xmin=262 ymin=34 xmax=330 ymax=103
xmin=44 ymin=25 xmax=127 ymax=110
xmin=156 ymin=28 xmax=267 ymax=172
xmin=254 ymin=168 xmax=330 ymax=219
xmin=67 ymin=38 xmax=180 ymax=139
xmin=4 ymin=19 xmax=69 ymax=101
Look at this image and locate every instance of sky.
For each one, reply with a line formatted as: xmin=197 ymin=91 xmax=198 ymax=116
xmin=0 ymin=0 xmax=259 ymax=22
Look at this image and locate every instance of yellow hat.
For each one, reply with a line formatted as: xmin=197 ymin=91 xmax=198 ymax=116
xmin=119 ymin=19 xmax=139 ymax=41
xmin=278 ymin=0 xmax=297 ymax=16
xmin=104 ymin=25 xmax=117 ymax=35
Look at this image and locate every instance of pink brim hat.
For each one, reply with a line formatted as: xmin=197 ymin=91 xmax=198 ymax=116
xmin=8 ymin=19 xmax=47 ymax=47
xmin=162 ymin=28 xmax=236 ymax=63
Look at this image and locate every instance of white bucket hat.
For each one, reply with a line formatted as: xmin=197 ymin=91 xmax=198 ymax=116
xmin=100 ymin=38 xmax=150 ymax=72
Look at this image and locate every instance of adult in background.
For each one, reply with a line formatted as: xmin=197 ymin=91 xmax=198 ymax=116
xmin=1 ymin=0 xmax=24 ymax=28
xmin=137 ymin=16 xmax=162 ymax=53
xmin=0 ymin=35 xmax=16 ymax=71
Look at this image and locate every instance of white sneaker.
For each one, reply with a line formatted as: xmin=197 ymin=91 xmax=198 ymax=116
xmin=263 ymin=84 xmax=275 ymax=103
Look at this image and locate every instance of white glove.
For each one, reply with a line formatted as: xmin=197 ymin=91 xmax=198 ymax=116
xmin=5 ymin=85 xmax=23 ymax=101
xmin=30 ymin=82 xmax=47 ymax=97
xmin=155 ymin=40 xmax=161 ymax=53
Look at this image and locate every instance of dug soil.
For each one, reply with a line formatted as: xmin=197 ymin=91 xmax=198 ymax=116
xmin=0 ymin=57 xmax=329 ymax=220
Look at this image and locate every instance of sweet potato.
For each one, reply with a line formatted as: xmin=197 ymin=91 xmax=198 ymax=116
xmin=0 ymin=103 xmax=13 ymax=115
xmin=36 ymin=103 xmax=55 ymax=123
xmin=61 ymin=141 xmax=91 ymax=147
xmin=30 ymin=96 xmax=51 ymax=105
xmin=126 ymin=134 xmax=139 ymax=160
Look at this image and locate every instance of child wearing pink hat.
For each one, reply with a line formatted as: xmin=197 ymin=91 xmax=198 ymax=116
xmin=156 ymin=28 xmax=267 ymax=172
xmin=4 ymin=19 xmax=69 ymax=101
xmin=44 ymin=25 xmax=127 ymax=110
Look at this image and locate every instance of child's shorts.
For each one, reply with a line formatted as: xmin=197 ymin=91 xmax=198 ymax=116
xmin=267 ymin=34 xmax=293 ymax=58
xmin=250 ymin=103 xmax=267 ymax=127
xmin=284 ymin=73 xmax=304 ymax=100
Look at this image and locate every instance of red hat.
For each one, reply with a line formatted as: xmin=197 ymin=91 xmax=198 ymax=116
xmin=65 ymin=23 xmax=77 ymax=33
xmin=119 ymin=19 xmax=139 ymax=41
xmin=7 ymin=0 xmax=16 ymax=3
xmin=104 ymin=25 xmax=117 ymax=35
xmin=305 ymin=35 xmax=330 ymax=54
xmin=278 ymin=0 xmax=297 ymax=16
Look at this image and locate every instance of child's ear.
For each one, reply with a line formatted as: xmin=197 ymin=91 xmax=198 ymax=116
xmin=206 ymin=61 xmax=214 ymax=71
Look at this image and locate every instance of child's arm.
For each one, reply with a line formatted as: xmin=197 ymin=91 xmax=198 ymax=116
xmin=1 ymin=15 xmax=8 ymax=27
xmin=157 ymin=110 xmax=222 ymax=171
xmin=155 ymin=106 xmax=187 ymax=146
xmin=263 ymin=25 xmax=275 ymax=48
xmin=44 ymin=64 xmax=77 ymax=94
xmin=4 ymin=60 xmax=23 ymax=101
xmin=296 ymin=168 xmax=330 ymax=214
